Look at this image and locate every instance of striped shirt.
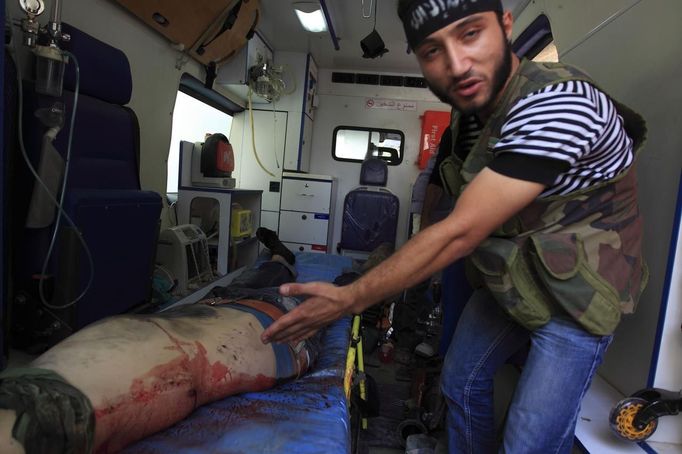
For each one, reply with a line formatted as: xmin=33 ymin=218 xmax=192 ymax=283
xmin=456 ymin=115 xmax=483 ymax=152
xmin=491 ymin=80 xmax=635 ymax=197
xmin=429 ymin=81 xmax=635 ymax=197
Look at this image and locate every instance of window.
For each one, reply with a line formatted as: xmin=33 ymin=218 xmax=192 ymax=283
xmin=166 ymin=74 xmax=243 ymax=194
xmin=512 ymin=14 xmax=559 ymax=63
xmin=332 ymin=126 xmax=404 ymax=165
xmin=166 ymin=92 xmax=233 ymax=194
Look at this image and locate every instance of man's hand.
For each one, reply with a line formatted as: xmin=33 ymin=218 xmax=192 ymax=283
xmin=261 ymin=168 xmax=546 ymax=345
xmin=260 ymin=281 xmax=358 ymax=344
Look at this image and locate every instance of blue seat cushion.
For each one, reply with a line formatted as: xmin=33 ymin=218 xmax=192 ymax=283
xmin=339 ymin=190 xmax=399 ymax=252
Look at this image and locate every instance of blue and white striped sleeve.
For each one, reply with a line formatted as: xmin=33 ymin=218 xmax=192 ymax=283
xmin=488 ymin=81 xmax=632 ymax=195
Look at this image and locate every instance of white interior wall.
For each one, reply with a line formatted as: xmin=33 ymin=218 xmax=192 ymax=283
xmin=226 ymin=51 xmax=313 ymax=231
xmin=515 ymin=0 xmax=682 ymax=422
xmin=277 ymin=52 xmax=318 ymax=173
xmin=651 ymin=177 xmax=682 ymax=443
xmin=282 ymin=112 xmax=303 ymax=169
xmin=7 ymin=0 xmax=247 ymax=228
xmin=231 ymin=109 xmax=287 ymax=232
xmin=309 ymin=69 xmax=450 ymax=250
xmin=272 ymin=51 xmax=308 ymax=170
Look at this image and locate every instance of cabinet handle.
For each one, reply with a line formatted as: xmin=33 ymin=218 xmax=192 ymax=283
xmin=301 ymin=214 xmax=307 ymax=220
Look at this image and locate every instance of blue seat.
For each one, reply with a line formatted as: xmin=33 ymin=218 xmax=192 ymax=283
xmin=338 ymin=158 xmax=399 ymax=254
xmin=16 ymin=23 xmax=162 ymax=330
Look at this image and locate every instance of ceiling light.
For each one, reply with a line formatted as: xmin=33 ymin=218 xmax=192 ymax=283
xmin=293 ymin=2 xmax=328 ymax=33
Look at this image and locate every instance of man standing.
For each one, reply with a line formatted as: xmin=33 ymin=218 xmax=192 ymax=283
xmin=262 ymin=1 xmax=647 ymax=452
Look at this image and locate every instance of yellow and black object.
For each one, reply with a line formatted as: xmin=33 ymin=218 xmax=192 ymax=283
xmin=345 ymin=315 xmax=369 ymax=429
xmin=609 ymin=388 xmax=682 ymax=441
xmin=230 ymin=203 xmax=253 ymax=240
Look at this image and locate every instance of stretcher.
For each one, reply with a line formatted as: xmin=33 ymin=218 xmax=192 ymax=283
xmin=123 ymin=252 xmax=356 ymax=453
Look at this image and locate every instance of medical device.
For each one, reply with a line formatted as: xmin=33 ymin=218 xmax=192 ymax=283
xmin=156 ymin=224 xmax=213 ymax=294
xmin=25 ymin=103 xmax=65 ymax=228
xmin=245 ymin=54 xmax=289 ymax=178
xmin=191 ymin=140 xmax=236 ymax=189
xmin=201 ymin=133 xmax=234 ymax=177
xmin=18 ymin=0 xmax=71 ymax=96
xmin=12 ymin=0 xmax=94 ymax=315
xmin=247 ymin=54 xmax=288 ymax=103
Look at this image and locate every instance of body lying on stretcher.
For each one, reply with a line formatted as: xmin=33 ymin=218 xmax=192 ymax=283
xmin=0 ymin=232 xmax=393 ymax=454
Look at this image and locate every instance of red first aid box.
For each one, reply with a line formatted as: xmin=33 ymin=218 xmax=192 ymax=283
xmin=417 ymin=110 xmax=451 ymax=170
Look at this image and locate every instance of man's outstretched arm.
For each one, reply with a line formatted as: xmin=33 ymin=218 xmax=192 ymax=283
xmin=261 ymin=168 xmax=546 ymax=344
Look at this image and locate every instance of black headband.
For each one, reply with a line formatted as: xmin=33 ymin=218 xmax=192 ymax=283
xmin=400 ymin=0 xmax=503 ymax=49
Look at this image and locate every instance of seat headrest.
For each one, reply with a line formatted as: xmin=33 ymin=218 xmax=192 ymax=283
xmin=61 ymin=23 xmax=132 ymax=105
xmin=360 ymin=158 xmax=388 ymax=186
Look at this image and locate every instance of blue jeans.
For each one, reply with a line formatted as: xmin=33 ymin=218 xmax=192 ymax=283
xmin=441 ymin=288 xmax=613 ymax=454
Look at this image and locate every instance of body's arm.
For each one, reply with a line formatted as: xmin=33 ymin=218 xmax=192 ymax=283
xmin=262 ymin=168 xmax=546 ymax=344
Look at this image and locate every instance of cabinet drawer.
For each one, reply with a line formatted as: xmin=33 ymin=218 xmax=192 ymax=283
xmin=279 ymin=210 xmax=328 ymax=245
xmin=283 ymin=242 xmax=327 ymax=254
xmin=281 ymin=178 xmax=332 ymax=213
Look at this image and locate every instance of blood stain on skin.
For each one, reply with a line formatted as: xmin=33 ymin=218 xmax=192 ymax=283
xmin=210 ymin=356 xmax=232 ymax=383
xmin=92 ymin=333 xmax=277 ymax=452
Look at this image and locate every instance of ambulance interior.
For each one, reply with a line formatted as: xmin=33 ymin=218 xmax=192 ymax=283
xmin=2 ymin=0 xmax=682 ymax=452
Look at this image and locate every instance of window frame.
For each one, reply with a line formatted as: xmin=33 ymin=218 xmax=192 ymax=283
xmin=166 ymin=77 xmax=238 ymax=195
xmin=331 ymin=125 xmax=405 ymax=166
xmin=512 ymin=14 xmax=556 ymax=61
xmin=178 ymin=73 xmax=244 ymax=116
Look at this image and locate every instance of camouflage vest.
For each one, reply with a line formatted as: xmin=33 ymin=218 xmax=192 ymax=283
xmin=439 ymin=59 xmax=648 ymax=335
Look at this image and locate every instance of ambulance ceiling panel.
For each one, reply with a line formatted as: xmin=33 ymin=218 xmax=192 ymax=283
xmin=257 ymin=0 xmax=527 ymax=73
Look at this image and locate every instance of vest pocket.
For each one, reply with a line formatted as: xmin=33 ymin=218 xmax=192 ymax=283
xmin=529 ymin=233 xmax=621 ymax=335
xmin=439 ymin=155 xmax=465 ymax=197
xmin=470 ymin=238 xmax=550 ymax=331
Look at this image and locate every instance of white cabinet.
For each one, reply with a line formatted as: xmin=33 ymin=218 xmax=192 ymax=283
xmin=281 ymin=178 xmax=332 ymax=214
xmin=278 ymin=172 xmax=335 ymax=254
xmin=279 ymin=211 xmax=329 ymax=245
xmin=281 ymin=242 xmax=323 ymax=254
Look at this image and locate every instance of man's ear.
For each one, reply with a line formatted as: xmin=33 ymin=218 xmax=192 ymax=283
xmin=502 ymin=10 xmax=514 ymax=41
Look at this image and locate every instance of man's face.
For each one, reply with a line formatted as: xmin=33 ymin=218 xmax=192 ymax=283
xmin=414 ymin=11 xmax=514 ymax=117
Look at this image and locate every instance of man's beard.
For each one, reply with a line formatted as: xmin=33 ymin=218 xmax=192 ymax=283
xmin=427 ymin=39 xmax=513 ymax=116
